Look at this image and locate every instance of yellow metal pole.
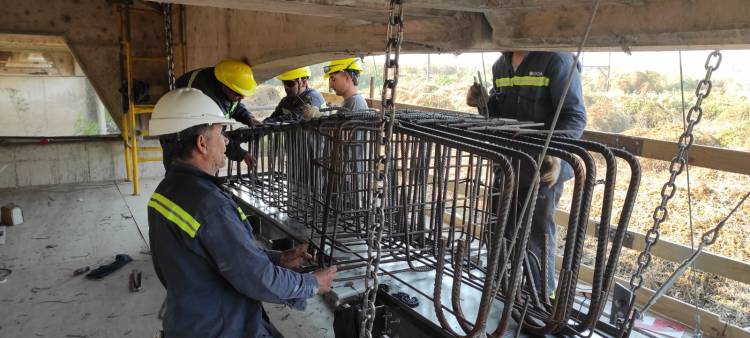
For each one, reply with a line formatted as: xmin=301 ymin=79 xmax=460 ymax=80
xmin=125 ymin=40 xmax=140 ymax=196
xmin=122 ymin=113 xmax=132 ymax=182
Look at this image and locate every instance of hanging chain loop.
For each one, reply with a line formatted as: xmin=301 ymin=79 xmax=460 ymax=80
xmin=360 ymin=1 xmax=404 ymax=337
xmin=163 ymin=3 xmax=176 ymax=90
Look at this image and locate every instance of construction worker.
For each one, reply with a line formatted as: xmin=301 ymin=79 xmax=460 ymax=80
xmin=265 ymin=66 xmax=326 ymax=123
xmin=159 ymin=59 xmax=258 ymax=170
xmin=467 ymin=51 xmax=587 ymax=297
xmin=148 ymin=88 xmax=337 ymax=338
xmin=324 ymin=57 xmax=369 ymax=111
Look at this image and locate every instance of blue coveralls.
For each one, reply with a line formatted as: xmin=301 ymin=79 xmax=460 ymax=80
xmin=148 ymin=162 xmax=318 ymax=338
xmin=159 ymin=67 xmax=256 ymax=170
xmin=265 ymin=88 xmax=326 ymax=123
xmin=486 ymin=52 xmax=587 ymax=295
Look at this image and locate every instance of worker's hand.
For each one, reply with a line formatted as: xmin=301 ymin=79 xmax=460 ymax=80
xmin=302 ymin=104 xmax=321 ymax=120
xmin=243 ymin=153 xmax=256 ymax=168
xmin=539 ymin=155 xmax=561 ymax=186
xmin=466 ymin=83 xmax=485 ymax=108
xmin=248 ymin=117 xmax=260 ymax=127
xmin=313 ymin=266 xmax=337 ymax=294
xmin=280 ymin=243 xmax=313 ymax=269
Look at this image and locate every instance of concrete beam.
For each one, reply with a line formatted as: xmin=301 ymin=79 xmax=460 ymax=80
xmin=163 ymin=0 xmax=473 ymax=21
xmin=183 ymin=6 xmax=488 ymax=81
xmin=485 ymin=0 xmax=750 ymax=50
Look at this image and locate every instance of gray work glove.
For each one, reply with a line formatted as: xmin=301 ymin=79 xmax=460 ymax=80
xmin=540 ymin=155 xmax=561 ymax=186
xmin=302 ymin=104 xmax=321 ymax=120
xmin=466 ymin=83 xmax=486 ymax=108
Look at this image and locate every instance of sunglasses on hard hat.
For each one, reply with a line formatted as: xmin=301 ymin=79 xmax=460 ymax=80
xmin=324 ymin=59 xmax=358 ymax=75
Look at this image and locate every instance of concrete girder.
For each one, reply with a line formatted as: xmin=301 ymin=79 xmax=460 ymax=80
xmin=484 ymin=0 xmax=750 ymax=51
xmin=182 ymin=6 xmax=488 ymax=81
xmin=1 ymin=0 xmax=749 ymax=132
xmin=162 ymin=0 xmax=490 ymax=20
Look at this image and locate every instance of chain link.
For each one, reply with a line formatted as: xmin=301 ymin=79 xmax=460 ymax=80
xmin=621 ymin=50 xmax=721 ymax=334
xmin=359 ymin=1 xmax=404 ymax=337
xmin=163 ymin=3 xmax=176 ymax=90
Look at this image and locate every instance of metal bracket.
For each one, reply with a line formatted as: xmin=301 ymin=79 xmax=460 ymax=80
xmin=609 ymin=282 xmax=633 ymax=328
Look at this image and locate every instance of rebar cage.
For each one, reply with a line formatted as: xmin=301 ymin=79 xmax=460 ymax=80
xmin=224 ymin=111 xmax=640 ymax=336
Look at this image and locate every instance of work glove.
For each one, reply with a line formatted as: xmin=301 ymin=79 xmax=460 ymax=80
xmin=540 ymin=155 xmax=561 ymax=186
xmin=302 ymin=104 xmax=321 ymax=120
xmin=466 ymin=83 xmax=486 ymax=108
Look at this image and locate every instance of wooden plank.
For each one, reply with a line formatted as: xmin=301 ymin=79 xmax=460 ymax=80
xmin=554 ymin=210 xmax=750 ymax=286
xmin=582 ymin=130 xmax=750 ymax=176
xmin=562 ymin=258 xmax=750 ymax=338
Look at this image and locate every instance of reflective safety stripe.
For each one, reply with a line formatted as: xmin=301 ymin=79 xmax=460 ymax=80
xmin=229 ymin=101 xmax=238 ymax=117
xmin=495 ymin=76 xmax=550 ymax=88
xmin=237 ymin=207 xmax=247 ymax=221
xmin=149 ymin=192 xmax=201 ymax=238
xmin=187 ymin=69 xmax=203 ymax=88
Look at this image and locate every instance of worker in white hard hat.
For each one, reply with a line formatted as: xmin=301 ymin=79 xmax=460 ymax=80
xmin=324 ymin=57 xmax=369 ymax=111
xmin=159 ymin=59 xmax=259 ymax=171
xmin=265 ymin=66 xmax=326 ymax=123
xmin=148 ymin=88 xmax=337 ymax=338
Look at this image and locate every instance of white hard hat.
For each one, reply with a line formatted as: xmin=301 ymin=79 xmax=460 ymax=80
xmin=149 ymin=88 xmax=236 ymax=136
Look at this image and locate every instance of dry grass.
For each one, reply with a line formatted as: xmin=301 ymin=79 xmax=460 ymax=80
xmin=254 ymin=65 xmax=750 ymax=328
xmin=557 ymin=124 xmax=750 ymax=327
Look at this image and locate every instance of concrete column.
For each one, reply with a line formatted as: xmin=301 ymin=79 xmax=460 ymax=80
xmin=96 ymin=98 xmax=107 ymax=134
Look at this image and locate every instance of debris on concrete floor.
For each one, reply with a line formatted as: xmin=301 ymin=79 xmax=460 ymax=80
xmin=129 ymin=269 xmax=143 ymax=292
xmin=1 ymin=203 xmax=23 ymax=226
xmin=73 ymin=266 xmax=90 ymax=276
xmin=85 ymin=254 xmax=133 ymax=280
xmin=0 ymin=267 xmax=11 ymax=283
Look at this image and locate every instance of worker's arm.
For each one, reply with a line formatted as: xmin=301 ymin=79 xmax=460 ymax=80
xmin=264 ymin=102 xmax=286 ymax=123
xmin=264 ymin=249 xmax=281 ymax=265
xmin=224 ymin=138 xmax=249 ymax=162
xmin=230 ymin=103 xmax=258 ymax=127
xmin=484 ymin=56 xmax=507 ymax=119
xmin=308 ymin=90 xmax=326 ymax=109
xmin=199 ymin=205 xmax=318 ymax=309
xmin=547 ymin=54 xmax=587 ymax=139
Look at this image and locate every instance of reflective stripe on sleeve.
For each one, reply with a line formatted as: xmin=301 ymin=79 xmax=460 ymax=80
xmin=149 ymin=192 xmax=201 ymax=238
xmin=237 ymin=207 xmax=247 ymax=221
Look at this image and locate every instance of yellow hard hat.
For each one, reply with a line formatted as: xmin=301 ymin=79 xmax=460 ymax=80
xmin=323 ymin=57 xmax=364 ymax=78
xmin=214 ymin=59 xmax=257 ymax=97
xmin=277 ymin=67 xmax=311 ymax=81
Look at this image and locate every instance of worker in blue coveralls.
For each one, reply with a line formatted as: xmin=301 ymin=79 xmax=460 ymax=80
xmin=265 ymin=66 xmax=326 ymax=123
xmin=467 ymin=51 xmax=587 ymax=298
xmin=160 ymin=59 xmax=259 ymax=171
xmin=147 ymin=88 xmax=337 ymax=338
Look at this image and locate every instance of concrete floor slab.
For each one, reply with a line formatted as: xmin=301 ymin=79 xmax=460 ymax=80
xmin=0 ymin=179 xmax=334 ymax=338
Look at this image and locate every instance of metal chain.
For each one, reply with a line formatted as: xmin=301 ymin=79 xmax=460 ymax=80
xmin=640 ymin=190 xmax=749 ymax=316
xmin=360 ymin=1 xmax=404 ymax=337
xmin=163 ymin=3 xmax=176 ymax=90
xmin=620 ymin=50 xmax=722 ymax=334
